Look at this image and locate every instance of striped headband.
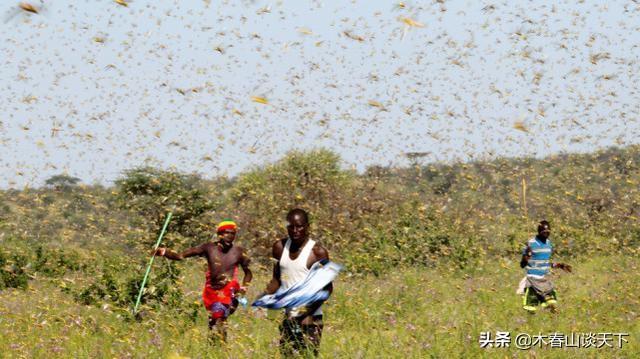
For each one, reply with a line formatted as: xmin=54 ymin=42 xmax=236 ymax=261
xmin=217 ymin=219 xmax=237 ymax=233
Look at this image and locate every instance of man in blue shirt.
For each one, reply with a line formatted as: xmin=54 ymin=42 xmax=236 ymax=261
xmin=519 ymin=220 xmax=572 ymax=313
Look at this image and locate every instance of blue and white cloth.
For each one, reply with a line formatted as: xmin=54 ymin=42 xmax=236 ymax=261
xmin=253 ymin=260 xmax=342 ymax=309
xmin=523 ymin=236 xmax=553 ymax=279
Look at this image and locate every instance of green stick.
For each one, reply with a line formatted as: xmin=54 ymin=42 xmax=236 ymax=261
xmin=133 ymin=212 xmax=173 ymax=315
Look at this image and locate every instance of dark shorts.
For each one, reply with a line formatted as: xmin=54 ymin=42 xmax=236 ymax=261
xmin=207 ymin=298 xmax=239 ymax=321
xmin=279 ymin=315 xmax=323 ymax=357
xmin=523 ymin=286 xmax=557 ymax=307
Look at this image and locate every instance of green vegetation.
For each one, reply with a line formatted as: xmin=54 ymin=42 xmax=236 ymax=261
xmin=0 ymin=145 xmax=638 ymax=357
xmin=0 ymin=256 xmax=637 ymax=358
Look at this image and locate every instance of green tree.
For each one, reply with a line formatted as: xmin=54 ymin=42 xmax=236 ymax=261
xmin=45 ymin=174 xmax=81 ymax=191
xmin=114 ymin=167 xmax=216 ymax=246
xmin=229 ymin=149 xmax=354 ymax=256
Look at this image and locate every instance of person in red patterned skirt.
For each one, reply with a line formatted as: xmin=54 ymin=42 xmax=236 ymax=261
xmin=155 ymin=219 xmax=252 ymax=343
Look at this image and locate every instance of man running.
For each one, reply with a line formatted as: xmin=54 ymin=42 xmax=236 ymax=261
xmin=519 ymin=220 xmax=572 ymax=313
xmin=155 ymin=219 xmax=252 ymax=342
xmin=262 ymin=208 xmax=332 ymax=357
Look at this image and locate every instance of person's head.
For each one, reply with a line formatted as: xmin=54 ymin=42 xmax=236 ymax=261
xmin=286 ymin=208 xmax=309 ymax=243
xmin=216 ymin=219 xmax=237 ymax=248
xmin=537 ymin=220 xmax=551 ymax=239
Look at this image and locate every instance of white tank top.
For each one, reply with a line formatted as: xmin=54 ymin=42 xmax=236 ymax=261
xmin=280 ymin=238 xmax=322 ymax=316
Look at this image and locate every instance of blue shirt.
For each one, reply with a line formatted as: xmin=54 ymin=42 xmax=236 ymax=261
xmin=522 ymin=236 xmax=552 ymax=279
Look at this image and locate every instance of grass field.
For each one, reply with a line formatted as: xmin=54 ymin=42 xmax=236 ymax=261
xmin=0 ymin=254 xmax=638 ymax=358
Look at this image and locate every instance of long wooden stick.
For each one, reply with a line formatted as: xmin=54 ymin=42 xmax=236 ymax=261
xmin=133 ymin=212 xmax=173 ymax=315
xmin=522 ymin=177 xmax=527 ymax=219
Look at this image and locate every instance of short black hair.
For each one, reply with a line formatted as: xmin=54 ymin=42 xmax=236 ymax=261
xmin=537 ymin=220 xmax=550 ymax=232
xmin=287 ymin=208 xmax=309 ymax=224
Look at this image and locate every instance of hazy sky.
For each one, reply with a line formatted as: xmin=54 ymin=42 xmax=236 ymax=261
xmin=1 ymin=0 xmax=639 ymax=188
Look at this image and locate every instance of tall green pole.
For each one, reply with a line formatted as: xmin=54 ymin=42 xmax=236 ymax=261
xmin=133 ymin=212 xmax=173 ymax=315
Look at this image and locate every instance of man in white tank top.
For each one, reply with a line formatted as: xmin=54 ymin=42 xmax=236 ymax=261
xmin=263 ymin=208 xmax=332 ymax=357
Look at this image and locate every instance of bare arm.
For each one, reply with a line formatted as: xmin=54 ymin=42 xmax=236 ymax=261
xmin=239 ymin=248 xmax=253 ymax=287
xmin=520 ymin=245 xmax=531 ymax=268
xmin=313 ymin=245 xmax=332 ymax=295
xmin=264 ymin=263 xmax=281 ymax=295
xmin=552 ymin=262 xmax=572 ymax=272
xmin=263 ymin=240 xmax=284 ymax=295
xmin=155 ymin=243 xmax=206 ymax=261
xmin=299 ymin=245 xmax=332 ymax=321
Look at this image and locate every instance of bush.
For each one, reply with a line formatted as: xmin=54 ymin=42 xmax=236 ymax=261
xmin=228 ymin=149 xmax=355 ymax=259
xmin=114 ymin=167 xmax=217 ymax=246
xmin=0 ymin=249 xmax=29 ymax=290
xmin=33 ymin=245 xmax=85 ymax=277
xmin=342 ymin=202 xmax=479 ymax=275
xmin=74 ymin=256 xmax=183 ymax=311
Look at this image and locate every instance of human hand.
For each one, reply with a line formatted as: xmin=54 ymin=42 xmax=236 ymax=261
xmin=555 ymin=263 xmax=572 ymax=273
xmin=153 ymin=247 xmax=167 ymax=257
